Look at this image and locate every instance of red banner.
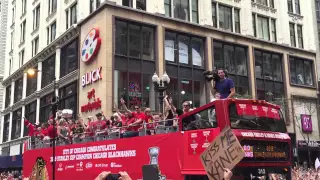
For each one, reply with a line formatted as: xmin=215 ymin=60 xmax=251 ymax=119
xmin=236 ymin=103 xmax=280 ymax=120
xmin=23 ymin=133 xmax=184 ymax=180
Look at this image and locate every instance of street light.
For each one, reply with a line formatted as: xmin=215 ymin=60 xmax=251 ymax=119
xmin=26 ymin=68 xmax=58 ymax=180
xmin=152 ymin=72 xmax=170 ymax=113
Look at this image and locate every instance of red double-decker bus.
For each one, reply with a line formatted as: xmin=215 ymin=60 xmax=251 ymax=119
xmin=23 ymin=99 xmax=291 ymax=180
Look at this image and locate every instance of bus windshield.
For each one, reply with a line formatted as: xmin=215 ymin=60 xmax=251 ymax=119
xmin=229 ymin=102 xmax=287 ymax=133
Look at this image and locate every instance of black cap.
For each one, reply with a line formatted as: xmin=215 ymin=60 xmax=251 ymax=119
xmin=96 ymin=113 xmax=102 ymax=117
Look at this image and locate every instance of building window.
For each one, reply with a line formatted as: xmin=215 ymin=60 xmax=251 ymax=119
xmin=21 ymin=0 xmax=26 ymax=14
xmin=70 ymin=3 xmax=77 ymax=26
xmin=297 ymin=25 xmax=303 ymax=48
xmin=42 ymin=55 xmax=55 ymax=88
xmin=289 ymin=23 xmax=296 ymax=47
xmin=11 ymin=109 xmax=22 ymax=140
xmin=165 ymin=31 xmax=205 ymax=108
xmin=32 ymin=36 xmax=39 ymax=57
xmin=123 ymin=0 xmax=133 ymax=7
xmin=59 ymin=82 xmax=77 ymax=118
xmin=234 ymin=9 xmax=240 ymax=33
xmin=219 ymin=5 xmax=232 ymax=32
xmin=252 ymin=14 xmax=256 ymax=37
xmin=40 ymin=93 xmax=53 ymax=123
xmin=253 ymin=14 xmax=270 ymax=41
xmin=14 ymin=77 xmax=23 ymax=103
xmin=213 ymin=41 xmax=249 ymax=95
xmin=19 ymin=49 xmax=24 ymax=67
xmin=164 ymin=0 xmax=171 ymax=17
xmin=114 ymin=20 xmax=156 ymax=110
xmin=270 ymin=19 xmax=277 ymax=42
xmin=48 ymin=0 xmax=57 ymax=15
xmin=191 ymin=0 xmax=198 ymax=23
xmin=288 ymin=0 xmax=293 ymax=13
xmin=173 ymin=0 xmax=189 ymax=21
xmin=65 ymin=9 xmax=69 ymax=30
xmin=295 ymin=0 xmax=300 ymax=15
xmin=269 ymin=0 xmax=274 ymax=8
xmin=2 ymin=114 xmax=10 ymax=142
xmin=289 ymin=57 xmax=314 ymax=86
xmin=51 ymin=21 xmax=56 ymax=42
xmin=60 ymin=39 xmax=78 ymax=78
xmin=316 ymin=0 xmax=320 ymax=21
xmin=26 ymin=66 xmax=37 ymax=97
xmin=12 ymin=6 xmax=15 ymax=24
xmin=96 ymin=0 xmax=101 ymax=9
xmin=212 ymin=2 xmax=217 ymax=28
xmin=90 ymin=0 xmax=94 ymax=13
xmin=254 ymin=49 xmax=284 ymax=101
xmin=5 ymin=85 xmax=11 ymax=108
xmin=137 ymin=0 xmax=146 ymax=10
xmin=10 ymin=31 xmax=14 ymax=51
xmin=24 ymin=101 xmax=37 ymax=136
xmin=33 ymin=5 xmax=40 ymax=30
xmin=20 ymin=20 xmax=26 ymax=43
xmin=9 ymin=59 xmax=12 ymax=75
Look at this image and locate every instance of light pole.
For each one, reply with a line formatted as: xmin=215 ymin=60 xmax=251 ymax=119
xmin=152 ymin=72 xmax=170 ymax=113
xmin=26 ymin=68 xmax=58 ymax=180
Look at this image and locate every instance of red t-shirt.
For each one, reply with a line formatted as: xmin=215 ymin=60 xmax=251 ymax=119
xmin=130 ymin=112 xmax=144 ymax=131
xmin=144 ymin=115 xmax=154 ymax=129
xmin=47 ymin=125 xmax=55 ymax=139
xmin=92 ymin=120 xmax=107 ymax=134
xmin=41 ymin=128 xmax=48 ymax=137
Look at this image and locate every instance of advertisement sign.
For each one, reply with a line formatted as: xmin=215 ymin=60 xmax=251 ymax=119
xmin=23 ymin=133 xmax=183 ymax=180
xmin=81 ymin=28 xmax=101 ymax=63
xmin=81 ymin=89 xmax=102 ymax=113
xmin=301 ymin=114 xmax=312 ymax=132
xmin=200 ymin=127 xmax=245 ymax=180
xmin=81 ymin=67 xmax=102 ymax=87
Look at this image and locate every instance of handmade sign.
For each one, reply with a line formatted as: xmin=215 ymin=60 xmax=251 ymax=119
xmin=200 ymin=126 xmax=245 ymax=180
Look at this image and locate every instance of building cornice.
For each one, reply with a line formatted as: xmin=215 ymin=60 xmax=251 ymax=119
xmin=2 ymin=27 xmax=79 ymax=87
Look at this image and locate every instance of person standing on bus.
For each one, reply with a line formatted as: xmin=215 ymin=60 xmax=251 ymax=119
xmin=207 ymin=69 xmax=235 ymax=99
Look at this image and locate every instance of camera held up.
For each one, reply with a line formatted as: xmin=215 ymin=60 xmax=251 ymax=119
xmin=203 ymin=68 xmax=228 ymax=82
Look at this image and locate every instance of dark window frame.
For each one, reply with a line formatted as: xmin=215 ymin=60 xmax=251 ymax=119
xmin=114 ymin=19 xmax=156 ymax=110
xmin=40 ymin=93 xmax=54 ymax=123
xmin=14 ymin=77 xmax=23 ymax=103
xmin=234 ymin=8 xmax=240 ymax=33
xmin=289 ymin=56 xmax=315 ymax=87
xmin=59 ymin=82 xmax=78 ymax=119
xmin=254 ymin=49 xmax=284 ymax=101
xmin=96 ymin=0 xmax=101 ymax=9
xmin=26 ymin=66 xmax=38 ymax=97
xmin=136 ymin=0 xmax=146 ymax=11
xmin=295 ymin=0 xmax=300 ymax=15
xmin=164 ymin=30 xmax=206 ymax=108
xmin=41 ymin=55 xmax=56 ymax=88
xmin=33 ymin=5 xmax=40 ymax=30
xmin=297 ymin=24 xmax=303 ymax=48
xmin=288 ymin=0 xmax=293 ymax=13
xmin=60 ymin=38 xmax=79 ymax=78
xmin=5 ymin=85 xmax=11 ymax=108
xmin=212 ymin=2 xmax=217 ymax=28
xmin=212 ymin=40 xmax=250 ymax=96
xmin=11 ymin=109 xmax=22 ymax=140
xmin=90 ymin=0 xmax=94 ymax=13
xmin=122 ymin=0 xmax=133 ymax=7
xmin=271 ymin=19 xmax=277 ymax=42
xmin=70 ymin=3 xmax=77 ymax=26
xmin=218 ymin=4 xmax=233 ymax=32
xmin=25 ymin=101 xmax=37 ymax=134
xmin=164 ymin=0 xmax=171 ymax=17
xmin=2 ymin=114 xmax=10 ymax=142
xmin=173 ymin=0 xmax=190 ymax=21
xmin=289 ymin=22 xmax=296 ymax=47
xmin=191 ymin=0 xmax=198 ymax=23
xmin=316 ymin=0 xmax=320 ymax=22
xmin=50 ymin=21 xmax=56 ymax=42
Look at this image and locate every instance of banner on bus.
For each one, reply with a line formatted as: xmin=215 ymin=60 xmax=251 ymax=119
xmin=23 ymin=133 xmax=183 ymax=180
xmin=236 ymin=103 xmax=280 ymax=119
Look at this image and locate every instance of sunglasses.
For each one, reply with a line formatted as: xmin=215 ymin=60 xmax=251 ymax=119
xmin=183 ymin=104 xmax=190 ymax=107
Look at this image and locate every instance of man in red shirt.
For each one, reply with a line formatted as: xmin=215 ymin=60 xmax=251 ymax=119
xmin=24 ymin=118 xmax=36 ymax=137
xmin=120 ymin=98 xmax=144 ymax=137
xmin=47 ymin=118 xmax=55 ymax=139
xmin=92 ymin=113 xmax=107 ymax=136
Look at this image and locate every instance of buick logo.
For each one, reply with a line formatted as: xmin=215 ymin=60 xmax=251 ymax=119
xmin=86 ymin=162 xmax=93 ymax=169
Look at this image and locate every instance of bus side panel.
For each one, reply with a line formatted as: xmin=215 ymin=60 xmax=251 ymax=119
xmin=23 ymin=133 xmax=184 ymax=180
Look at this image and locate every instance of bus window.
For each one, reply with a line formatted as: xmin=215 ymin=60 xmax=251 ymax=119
xmin=228 ymin=103 xmax=287 ymax=133
xmin=183 ymin=106 xmax=217 ymax=131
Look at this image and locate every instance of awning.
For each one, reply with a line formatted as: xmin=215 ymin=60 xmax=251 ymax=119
xmin=0 ymin=155 xmax=23 ymax=169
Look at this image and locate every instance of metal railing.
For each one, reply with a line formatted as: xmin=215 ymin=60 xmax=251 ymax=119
xmin=26 ymin=119 xmax=179 ymax=150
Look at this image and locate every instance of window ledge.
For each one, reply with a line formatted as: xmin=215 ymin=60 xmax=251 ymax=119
xmin=9 ymin=50 xmax=13 ymax=56
xmin=10 ymin=23 xmax=15 ymax=30
xmin=290 ymin=83 xmax=316 ymax=90
xmin=32 ymin=0 xmax=39 ymax=6
xmin=46 ymin=11 xmax=57 ymax=22
xmin=31 ymin=27 xmax=39 ymax=36
xmin=18 ymin=41 xmax=25 ymax=48
xmin=251 ymin=2 xmax=277 ymax=14
xmin=20 ymin=12 xmax=27 ymax=20
xmin=288 ymin=13 xmax=303 ymax=22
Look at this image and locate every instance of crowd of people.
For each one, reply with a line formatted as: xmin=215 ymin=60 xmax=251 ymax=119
xmin=0 ymin=170 xmax=22 ymax=180
xmin=25 ymin=95 xmax=189 ymax=147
